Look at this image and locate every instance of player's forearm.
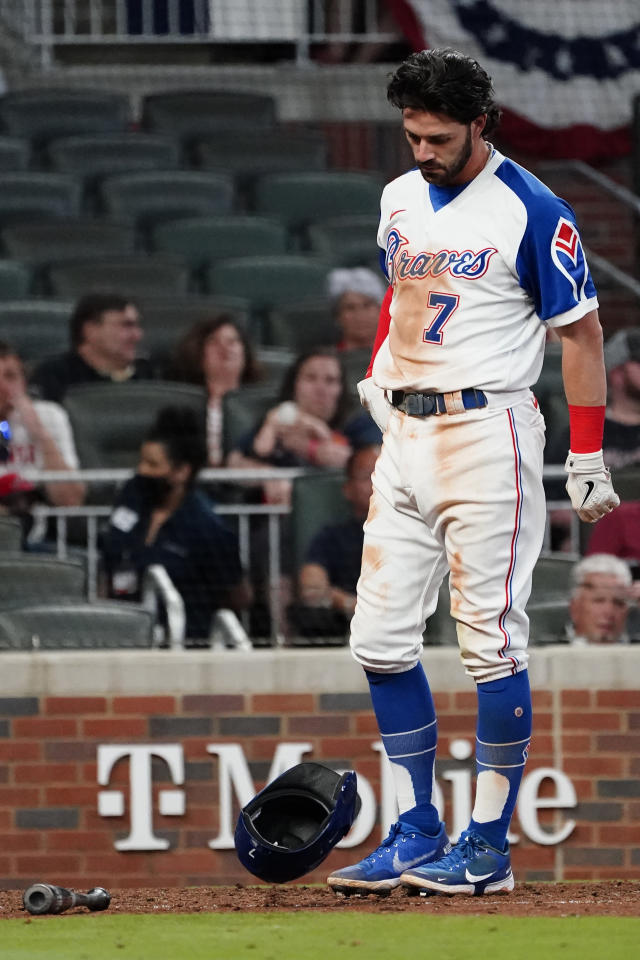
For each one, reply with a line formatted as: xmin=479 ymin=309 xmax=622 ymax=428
xmin=557 ymin=310 xmax=606 ymax=406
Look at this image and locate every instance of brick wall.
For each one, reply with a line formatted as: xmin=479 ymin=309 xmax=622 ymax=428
xmin=1 ymin=650 xmax=639 ymax=890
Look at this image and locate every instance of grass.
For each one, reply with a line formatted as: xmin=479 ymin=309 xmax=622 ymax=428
xmin=3 ymin=913 xmax=639 ymax=960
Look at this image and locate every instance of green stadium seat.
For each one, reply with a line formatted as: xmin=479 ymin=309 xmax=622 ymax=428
xmin=150 ymin=215 xmax=287 ymax=279
xmin=0 ymin=517 xmax=23 ymax=550
xmin=1 ymin=220 xmax=136 ymax=271
xmin=0 ymin=602 xmax=155 ymax=650
xmin=195 ymin=129 xmax=328 ymax=198
xmin=206 ymin=255 xmax=329 ymax=335
xmin=222 ymin=385 xmax=280 ymax=456
xmin=63 ymin=380 xmax=207 ymax=469
xmin=46 ymin=255 xmax=191 ymax=298
xmin=47 ymin=133 xmax=181 ymax=184
xmin=0 ymin=173 xmax=82 ymax=226
xmin=527 ymin=601 xmax=569 ymax=645
xmin=0 ymin=136 xmax=30 ymax=171
xmin=0 ymin=554 xmax=86 ymax=607
xmin=265 ymin=298 xmax=337 ymax=351
xmin=0 ymin=299 xmax=72 ymax=363
xmin=141 ymin=91 xmax=277 ymax=147
xmin=308 ymin=215 xmax=381 ymax=268
xmin=291 ymin=471 xmax=351 ymax=573
xmin=0 ymin=89 xmax=130 ymax=150
xmin=0 ymin=261 xmax=32 ymax=300
xmin=254 ymin=172 xmax=382 ymax=242
xmin=531 ymin=554 xmax=575 ymax=603
xmin=100 ymin=170 xmax=235 ymax=234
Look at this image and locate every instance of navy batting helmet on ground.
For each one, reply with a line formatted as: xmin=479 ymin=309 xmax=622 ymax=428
xmin=234 ymin=761 xmax=361 ymax=883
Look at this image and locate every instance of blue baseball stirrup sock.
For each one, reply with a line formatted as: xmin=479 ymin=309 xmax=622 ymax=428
xmin=366 ymin=663 xmax=440 ymax=835
xmin=469 ymin=669 xmax=532 ymax=851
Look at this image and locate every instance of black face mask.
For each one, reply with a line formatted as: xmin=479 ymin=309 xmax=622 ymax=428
xmin=135 ymin=473 xmax=173 ymax=507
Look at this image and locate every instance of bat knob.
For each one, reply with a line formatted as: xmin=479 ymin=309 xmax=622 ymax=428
xmin=86 ymin=887 xmax=111 ymax=911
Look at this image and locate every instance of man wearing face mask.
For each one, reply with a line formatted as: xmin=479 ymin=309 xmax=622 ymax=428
xmin=100 ymin=405 xmax=252 ymax=645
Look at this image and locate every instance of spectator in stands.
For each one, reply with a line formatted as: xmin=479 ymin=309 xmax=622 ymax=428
xmin=567 ymin=554 xmax=635 ymax=645
xmin=328 ymin=267 xmax=386 ymax=352
xmin=0 ymin=341 xmax=84 ymax=529
xmin=292 ymin=444 xmax=380 ymax=637
xmin=227 ymin=347 xmax=381 ymax=505
xmin=100 ymin=405 xmax=251 ymax=645
xmin=169 ymin=315 xmax=262 ymax=466
xmin=30 ymin=293 xmax=151 ymax=404
xmin=586 ymin=500 xmax=640 ymax=565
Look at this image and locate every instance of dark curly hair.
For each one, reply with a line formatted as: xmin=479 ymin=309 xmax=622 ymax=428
xmin=387 ymin=48 xmax=501 ymax=138
xmin=145 ymin=405 xmax=207 ymax=482
xmin=169 ymin=314 xmax=262 ymax=387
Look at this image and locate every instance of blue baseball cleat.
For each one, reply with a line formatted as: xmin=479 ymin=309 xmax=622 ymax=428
xmin=327 ymin=820 xmax=450 ymax=896
xmin=401 ymin=829 xmax=514 ymax=896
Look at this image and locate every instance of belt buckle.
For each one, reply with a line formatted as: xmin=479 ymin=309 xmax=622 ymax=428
xmin=405 ymin=393 xmax=436 ymax=416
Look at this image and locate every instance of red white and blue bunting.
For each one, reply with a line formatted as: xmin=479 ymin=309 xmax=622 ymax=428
xmin=389 ymin=0 xmax=640 ymax=159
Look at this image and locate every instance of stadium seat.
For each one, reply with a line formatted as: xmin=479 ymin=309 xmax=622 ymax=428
xmin=195 ymin=128 xmax=328 ymax=197
xmin=308 ymin=215 xmax=381 ymax=267
xmin=527 ymin=601 xmax=569 ymax=644
xmin=265 ymin=298 xmax=337 ymax=351
xmin=610 ymin=466 xmax=640 ymax=501
xmin=222 ymin=385 xmax=280 ymax=456
xmin=0 ymin=89 xmax=130 ymax=150
xmin=99 ymin=170 xmax=235 ymax=235
xmin=137 ymin=294 xmax=252 ymax=371
xmin=63 ymin=380 xmax=207 ymax=469
xmin=47 ymin=133 xmax=181 ymax=186
xmin=1 ymin=220 xmax=136 ymax=273
xmin=340 ymin=348 xmax=372 ymax=397
xmin=0 ymin=173 xmax=82 ymax=226
xmin=0 ymin=136 xmax=30 ymax=171
xmin=150 ymin=215 xmax=288 ymax=279
xmin=46 ymin=255 xmax=191 ymax=298
xmin=0 ymin=602 xmax=155 ymax=650
xmin=531 ymin=554 xmax=575 ymax=603
xmin=206 ymin=255 xmax=329 ymax=335
xmin=0 ymin=516 xmax=22 ymax=550
xmin=0 ymin=554 xmax=86 ymax=607
xmin=0 ymin=261 xmax=32 ymax=300
xmin=253 ymin=172 xmax=382 ymax=242
xmin=140 ymin=90 xmax=277 ymax=147
xmin=0 ymin=299 xmax=72 ymax=363
xmin=291 ymin=471 xmax=351 ymax=573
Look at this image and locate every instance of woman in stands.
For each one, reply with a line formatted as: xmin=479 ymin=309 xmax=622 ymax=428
xmin=227 ymin=346 xmax=380 ymax=506
xmin=169 ymin=315 xmax=262 ymax=466
xmin=100 ymin=405 xmax=251 ymax=646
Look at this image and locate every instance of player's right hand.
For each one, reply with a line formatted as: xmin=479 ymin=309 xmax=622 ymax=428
xmin=357 ymin=377 xmax=391 ymax=433
xmin=564 ymin=449 xmax=620 ymax=522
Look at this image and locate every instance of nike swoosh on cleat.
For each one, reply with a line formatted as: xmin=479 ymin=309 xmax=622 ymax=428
xmin=392 ymin=851 xmax=435 ymax=872
xmin=464 ymin=869 xmax=495 ymax=882
xmin=580 ymin=480 xmax=595 ymax=507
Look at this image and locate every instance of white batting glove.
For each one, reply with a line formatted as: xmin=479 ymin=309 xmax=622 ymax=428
xmin=357 ymin=377 xmax=391 ymax=433
xmin=564 ymin=450 xmax=620 ymax=523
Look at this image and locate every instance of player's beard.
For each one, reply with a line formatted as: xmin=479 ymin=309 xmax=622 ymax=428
xmin=418 ymin=125 xmax=473 ymax=186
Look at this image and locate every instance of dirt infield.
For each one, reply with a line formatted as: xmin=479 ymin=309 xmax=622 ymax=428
xmin=2 ymin=882 xmax=639 ymax=919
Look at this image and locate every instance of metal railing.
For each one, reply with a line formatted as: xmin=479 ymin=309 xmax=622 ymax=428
xmin=26 ymin=464 xmax=582 ymax=644
xmin=1 ymin=0 xmax=402 ymax=68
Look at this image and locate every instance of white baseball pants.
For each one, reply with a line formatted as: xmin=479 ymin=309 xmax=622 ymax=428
xmin=350 ymin=393 xmax=546 ymax=682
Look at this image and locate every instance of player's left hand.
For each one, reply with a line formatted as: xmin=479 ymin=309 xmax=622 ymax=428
xmin=564 ymin=450 xmax=620 ymax=522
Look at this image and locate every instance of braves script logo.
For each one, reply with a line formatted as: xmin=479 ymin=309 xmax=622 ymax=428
xmin=385 ymin=228 xmax=497 ymax=284
xmin=551 ymin=217 xmax=589 ymax=302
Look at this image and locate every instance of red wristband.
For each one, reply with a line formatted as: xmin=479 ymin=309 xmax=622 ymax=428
xmin=568 ymin=404 xmax=605 ymax=453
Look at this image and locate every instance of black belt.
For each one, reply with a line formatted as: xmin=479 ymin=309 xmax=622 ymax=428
xmin=389 ymin=388 xmax=488 ymax=417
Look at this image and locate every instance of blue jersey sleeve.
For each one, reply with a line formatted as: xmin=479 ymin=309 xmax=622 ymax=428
xmin=495 ymin=162 xmax=597 ymax=323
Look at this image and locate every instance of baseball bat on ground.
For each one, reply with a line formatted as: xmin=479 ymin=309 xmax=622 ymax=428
xmin=23 ymin=883 xmax=111 ymax=915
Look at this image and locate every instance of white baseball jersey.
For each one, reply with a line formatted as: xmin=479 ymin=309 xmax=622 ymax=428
xmin=373 ymin=147 xmax=597 ymax=394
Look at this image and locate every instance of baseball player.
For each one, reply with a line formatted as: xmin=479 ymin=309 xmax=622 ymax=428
xmin=327 ymin=48 xmax=619 ymax=898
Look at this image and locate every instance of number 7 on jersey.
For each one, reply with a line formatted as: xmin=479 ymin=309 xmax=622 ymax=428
xmin=422 ymin=291 xmax=460 ymax=344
